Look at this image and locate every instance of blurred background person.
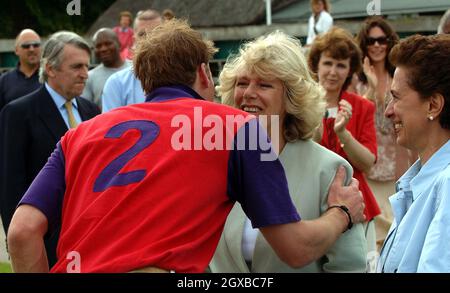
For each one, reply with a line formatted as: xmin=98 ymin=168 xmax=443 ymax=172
xmin=306 ymin=0 xmax=333 ymax=46
xmin=82 ymin=28 xmax=129 ymax=109
xmin=102 ymin=9 xmax=162 ymax=112
xmin=378 ymin=34 xmax=450 ymax=273
xmin=113 ymin=11 xmax=134 ymax=60
xmin=308 ymin=27 xmax=380 ymax=262
xmin=209 ymin=31 xmax=367 ymax=273
xmin=437 ymin=9 xmax=450 ymax=34
xmin=355 ymin=16 xmax=416 ymax=250
xmin=0 ymin=29 xmax=41 ymax=112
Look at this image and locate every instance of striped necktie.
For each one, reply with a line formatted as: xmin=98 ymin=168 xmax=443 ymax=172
xmin=64 ymin=100 xmax=78 ymax=129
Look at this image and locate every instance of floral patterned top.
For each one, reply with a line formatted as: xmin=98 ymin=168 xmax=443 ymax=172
xmin=366 ymin=94 xmax=396 ymax=181
xmin=356 ymin=82 xmax=414 ymax=181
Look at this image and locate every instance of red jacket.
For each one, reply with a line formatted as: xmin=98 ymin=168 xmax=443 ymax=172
xmin=321 ymin=91 xmax=380 ymax=220
xmin=113 ymin=26 xmax=134 ymax=57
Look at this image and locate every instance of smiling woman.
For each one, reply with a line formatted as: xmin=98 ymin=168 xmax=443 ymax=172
xmin=210 ymin=31 xmax=367 ymax=273
xmin=233 ymin=71 xmax=286 ymax=146
xmin=354 ymin=18 xmax=416 ymax=251
xmin=378 ymin=34 xmax=450 ymax=273
xmin=308 ymin=27 xmax=380 ymax=264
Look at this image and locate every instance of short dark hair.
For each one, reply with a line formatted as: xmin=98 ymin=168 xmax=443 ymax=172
xmin=389 ymin=34 xmax=450 ymax=129
xmin=92 ymin=28 xmax=120 ymax=49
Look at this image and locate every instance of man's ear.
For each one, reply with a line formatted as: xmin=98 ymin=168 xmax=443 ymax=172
xmin=198 ymin=63 xmax=212 ymax=88
xmin=46 ymin=63 xmax=56 ymax=79
xmin=428 ymin=93 xmax=445 ymax=120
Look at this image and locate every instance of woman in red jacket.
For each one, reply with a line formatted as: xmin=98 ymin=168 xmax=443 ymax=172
xmin=309 ymin=27 xmax=380 ymax=267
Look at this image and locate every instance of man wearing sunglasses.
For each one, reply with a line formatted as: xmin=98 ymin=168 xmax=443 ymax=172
xmin=0 ymin=29 xmax=42 ymax=112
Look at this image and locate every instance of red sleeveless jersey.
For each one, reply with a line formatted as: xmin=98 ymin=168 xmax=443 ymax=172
xmin=52 ymin=98 xmax=252 ymax=272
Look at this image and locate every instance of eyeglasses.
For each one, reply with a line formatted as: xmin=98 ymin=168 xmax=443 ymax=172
xmin=367 ymin=36 xmax=389 ymax=46
xmin=20 ymin=42 xmax=41 ymax=49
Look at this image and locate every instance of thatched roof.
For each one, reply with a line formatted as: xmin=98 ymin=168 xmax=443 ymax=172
xmin=87 ymin=0 xmax=299 ymax=36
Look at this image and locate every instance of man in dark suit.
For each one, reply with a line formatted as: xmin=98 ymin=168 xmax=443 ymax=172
xmin=0 ymin=31 xmax=100 ymax=267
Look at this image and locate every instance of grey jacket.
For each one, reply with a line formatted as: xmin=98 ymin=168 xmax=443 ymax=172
xmin=209 ymin=139 xmax=367 ymax=273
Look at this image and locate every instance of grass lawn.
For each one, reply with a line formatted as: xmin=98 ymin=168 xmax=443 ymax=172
xmin=0 ymin=262 xmax=12 ymax=273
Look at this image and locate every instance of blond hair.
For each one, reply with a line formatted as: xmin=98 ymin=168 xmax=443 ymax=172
xmin=217 ymin=31 xmax=326 ymax=141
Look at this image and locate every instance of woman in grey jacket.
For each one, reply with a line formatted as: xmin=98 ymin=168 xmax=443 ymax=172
xmin=209 ymin=31 xmax=367 ymax=273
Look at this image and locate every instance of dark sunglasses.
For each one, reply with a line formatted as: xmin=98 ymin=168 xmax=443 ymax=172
xmin=20 ymin=42 xmax=41 ymax=49
xmin=367 ymin=36 xmax=389 ymax=46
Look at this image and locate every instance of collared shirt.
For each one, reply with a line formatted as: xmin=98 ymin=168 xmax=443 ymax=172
xmin=0 ymin=64 xmax=40 ymax=111
xmin=378 ymin=139 xmax=450 ymax=272
xmin=45 ymin=83 xmax=81 ymax=129
xmin=101 ymin=65 xmax=145 ymax=113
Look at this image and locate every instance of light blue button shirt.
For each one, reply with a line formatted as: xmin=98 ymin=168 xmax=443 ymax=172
xmin=378 ymin=139 xmax=450 ymax=273
xmin=45 ymin=83 xmax=82 ymax=129
xmin=101 ymin=65 xmax=145 ymax=113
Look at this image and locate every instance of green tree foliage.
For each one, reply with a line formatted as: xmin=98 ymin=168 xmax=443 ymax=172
xmin=0 ymin=0 xmax=115 ymax=38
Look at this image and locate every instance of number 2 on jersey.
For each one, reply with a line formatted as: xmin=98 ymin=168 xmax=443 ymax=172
xmin=93 ymin=120 xmax=160 ymax=192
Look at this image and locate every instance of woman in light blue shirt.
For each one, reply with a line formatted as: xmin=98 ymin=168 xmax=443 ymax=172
xmin=378 ymin=34 xmax=450 ymax=273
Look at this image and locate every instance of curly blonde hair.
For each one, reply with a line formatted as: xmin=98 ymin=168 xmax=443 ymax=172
xmin=217 ymin=31 xmax=326 ymax=141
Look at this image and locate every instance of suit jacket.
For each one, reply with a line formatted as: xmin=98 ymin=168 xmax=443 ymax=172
xmin=209 ymin=139 xmax=367 ymax=273
xmin=0 ymin=85 xmax=100 ymax=266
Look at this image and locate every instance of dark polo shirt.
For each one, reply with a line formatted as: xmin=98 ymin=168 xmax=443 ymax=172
xmin=0 ymin=64 xmax=40 ymax=111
